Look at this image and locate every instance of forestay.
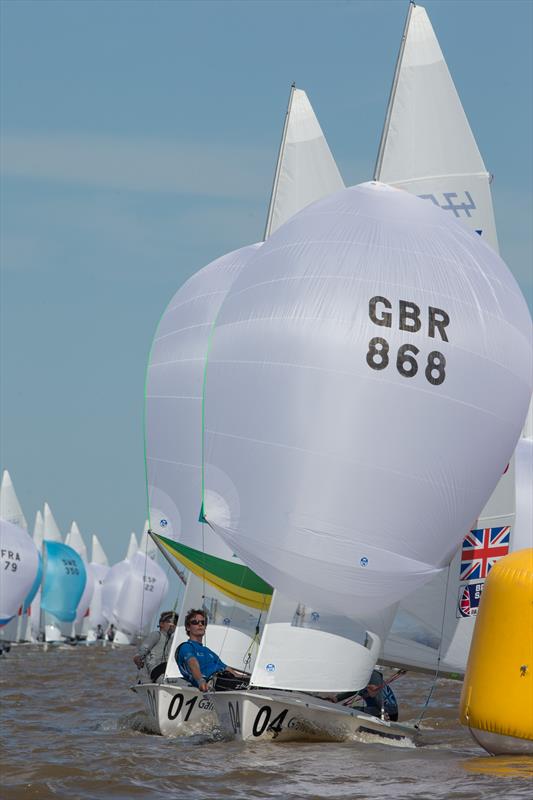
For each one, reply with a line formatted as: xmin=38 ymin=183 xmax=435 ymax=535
xmin=374 ymin=3 xmax=498 ymax=253
xmin=203 ymin=182 xmax=532 ymax=616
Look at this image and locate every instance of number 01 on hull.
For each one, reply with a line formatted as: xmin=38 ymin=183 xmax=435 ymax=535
xmin=131 ymin=681 xmax=216 ymax=737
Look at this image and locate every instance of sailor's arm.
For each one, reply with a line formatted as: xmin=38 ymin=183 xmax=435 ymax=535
xmin=133 ymin=631 xmax=159 ymax=668
xmin=187 ymin=656 xmax=209 ymax=692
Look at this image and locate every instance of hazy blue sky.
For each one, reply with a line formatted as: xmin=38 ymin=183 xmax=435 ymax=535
xmin=1 ymin=0 xmax=532 ymax=565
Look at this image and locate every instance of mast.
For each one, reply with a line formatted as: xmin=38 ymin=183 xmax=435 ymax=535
xmin=263 ymin=82 xmax=296 ymax=241
xmin=147 ymin=529 xmax=187 ymax=586
xmin=373 ymin=1 xmax=414 ymax=180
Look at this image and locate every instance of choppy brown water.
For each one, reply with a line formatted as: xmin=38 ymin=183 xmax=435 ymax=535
xmin=1 ymin=643 xmax=532 ymax=799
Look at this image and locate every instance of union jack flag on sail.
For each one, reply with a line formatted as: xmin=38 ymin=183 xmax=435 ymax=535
xmin=460 ymin=526 xmax=511 ymax=581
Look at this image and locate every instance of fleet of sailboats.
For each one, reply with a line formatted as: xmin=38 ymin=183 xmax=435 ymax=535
xmin=1 ymin=1 xmax=531 ymax=754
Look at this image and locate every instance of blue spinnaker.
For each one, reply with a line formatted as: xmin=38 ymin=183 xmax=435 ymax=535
xmin=41 ymin=541 xmax=86 ymax=622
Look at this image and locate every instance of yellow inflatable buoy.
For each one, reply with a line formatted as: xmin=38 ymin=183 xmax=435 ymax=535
xmin=460 ymin=548 xmax=533 ymax=755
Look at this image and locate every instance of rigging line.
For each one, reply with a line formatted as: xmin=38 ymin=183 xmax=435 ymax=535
xmin=139 ymin=524 xmax=149 ymax=634
xmin=414 ymin=563 xmax=453 ymax=729
xmin=200 ymin=516 xmax=267 ymax=670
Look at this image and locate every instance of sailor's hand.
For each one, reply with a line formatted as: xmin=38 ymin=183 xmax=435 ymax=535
xmin=198 ymin=680 xmax=209 ymax=693
xmin=133 ymin=655 xmax=144 ymax=668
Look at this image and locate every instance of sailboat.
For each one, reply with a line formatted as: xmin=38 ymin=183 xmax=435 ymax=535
xmin=203 ymin=174 xmax=530 ymax=741
xmin=65 ymin=521 xmax=94 ymax=640
xmin=85 ymin=534 xmax=111 ymax=643
xmin=134 ymin=85 xmax=346 ymax=736
xmin=0 ymin=520 xmax=40 ymax=629
xmin=373 ymin=1 xmax=529 ymax=678
xmin=0 ymin=470 xmax=30 ymax=643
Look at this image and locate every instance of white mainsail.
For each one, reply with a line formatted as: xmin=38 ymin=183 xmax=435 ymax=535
xmin=0 ymin=470 xmax=28 ymax=530
xmin=375 ymin=2 xmax=498 ymax=252
xmin=125 ymin=532 xmax=138 ymax=560
xmin=375 ymin=3 xmax=521 ymax=675
xmin=264 ymin=85 xmax=344 ymax=238
xmin=90 ymin=533 xmax=109 ymax=567
xmin=43 ymin=502 xmax=62 ymax=543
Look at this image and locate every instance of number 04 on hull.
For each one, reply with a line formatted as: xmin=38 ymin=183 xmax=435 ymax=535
xmin=213 ymin=690 xmax=417 ymax=744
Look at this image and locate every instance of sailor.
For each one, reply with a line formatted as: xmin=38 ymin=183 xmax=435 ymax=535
xmin=336 ymin=669 xmax=399 ymax=720
xmin=176 ymin=608 xmax=249 ymax=692
xmin=107 ymin=624 xmax=116 ymax=642
xmin=133 ymin=610 xmax=178 ymax=682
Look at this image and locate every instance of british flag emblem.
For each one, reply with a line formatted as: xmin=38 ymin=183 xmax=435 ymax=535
xmin=460 ymin=526 xmax=511 ymax=581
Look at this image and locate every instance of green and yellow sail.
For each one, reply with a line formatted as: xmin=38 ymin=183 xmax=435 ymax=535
xmin=151 ymin=532 xmax=272 ymax=611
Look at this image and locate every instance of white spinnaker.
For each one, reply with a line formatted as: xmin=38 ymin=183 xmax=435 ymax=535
xmin=112 ymin=552 xmax=169 ymax=637
xmin=375 ymin=3 xmax=498 ymax=253
xmin=0 ymin=519 xmax=39 ymax=624
xmin=0 ymin=471 xmax=28 ymax=529
xmin=101 ymin=559 xmax=132 ymax=626
xmin=264 ymin=86 xmax=344 ymax=238
xmin=204 ymin=182 xmax=532 ymax=617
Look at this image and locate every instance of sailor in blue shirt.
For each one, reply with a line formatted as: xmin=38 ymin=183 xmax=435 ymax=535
xmin=176 ymin=608 xmax=249 ymax=692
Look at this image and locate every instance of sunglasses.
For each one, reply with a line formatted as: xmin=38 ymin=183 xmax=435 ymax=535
xmin=189 ymin=619 xmax=206 ymax=626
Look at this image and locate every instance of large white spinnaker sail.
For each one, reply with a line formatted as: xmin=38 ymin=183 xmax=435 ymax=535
xmin=375 ymin=3 xmax=522 ymax=675
xmin=374 ymin=2 xmax=498 ymax=252
xmin=145 ymin=85 xmax=346 ymax=680
xmin=203 ymin=183 xmax=531 ymax=694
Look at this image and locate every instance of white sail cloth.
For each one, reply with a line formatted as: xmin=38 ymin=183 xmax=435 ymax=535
xmin=146 ymin=243 xmax=260 ymax=556
xmin=0 ymin=519 xmax=40 ymax=625
xmin=111 ymin=552 xmax=169 ymax=637
xmin=0 ymin=471 xmax=28 ymax=529
xmin=375 ymin=4 xmax=498 ymax=253
xmin=265 ymin=87 xmax=344 ymax=238
xmin=203 ymin=181 xmax=532 ymax=615
xmin=85 ymin=562 xmax=109 ymax=629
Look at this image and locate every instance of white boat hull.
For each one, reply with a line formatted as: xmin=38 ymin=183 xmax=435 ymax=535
xmin=131 ymin=681 xmax=216 ymax=737
xmin=213 ymin=689 xmax=417 ymax=744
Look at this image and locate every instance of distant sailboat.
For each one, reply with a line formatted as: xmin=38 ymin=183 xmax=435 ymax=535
xmin=0 ymin=520 xmax=40 ymax=627
xmin=85 ymin=534 xmax=110 ymax=643
xmin=374 ymin=2 xmax=525 ymax=677
xmin=65 ymin=522 xmax=94 ymax=638
xmin=0 ymin=471 xmax=29 ymax=643
xmin=137 ymin=85 xmax=345 ymax=735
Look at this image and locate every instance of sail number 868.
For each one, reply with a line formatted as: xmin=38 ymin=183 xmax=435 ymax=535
xmin=366 ymin=296 xmax=449 ymax=385
xmin=366 ymin=338 xmax=446 ymax=385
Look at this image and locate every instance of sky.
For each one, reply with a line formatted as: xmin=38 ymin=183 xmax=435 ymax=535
xmin=1 ymin=0 xmax=532 ymax=566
